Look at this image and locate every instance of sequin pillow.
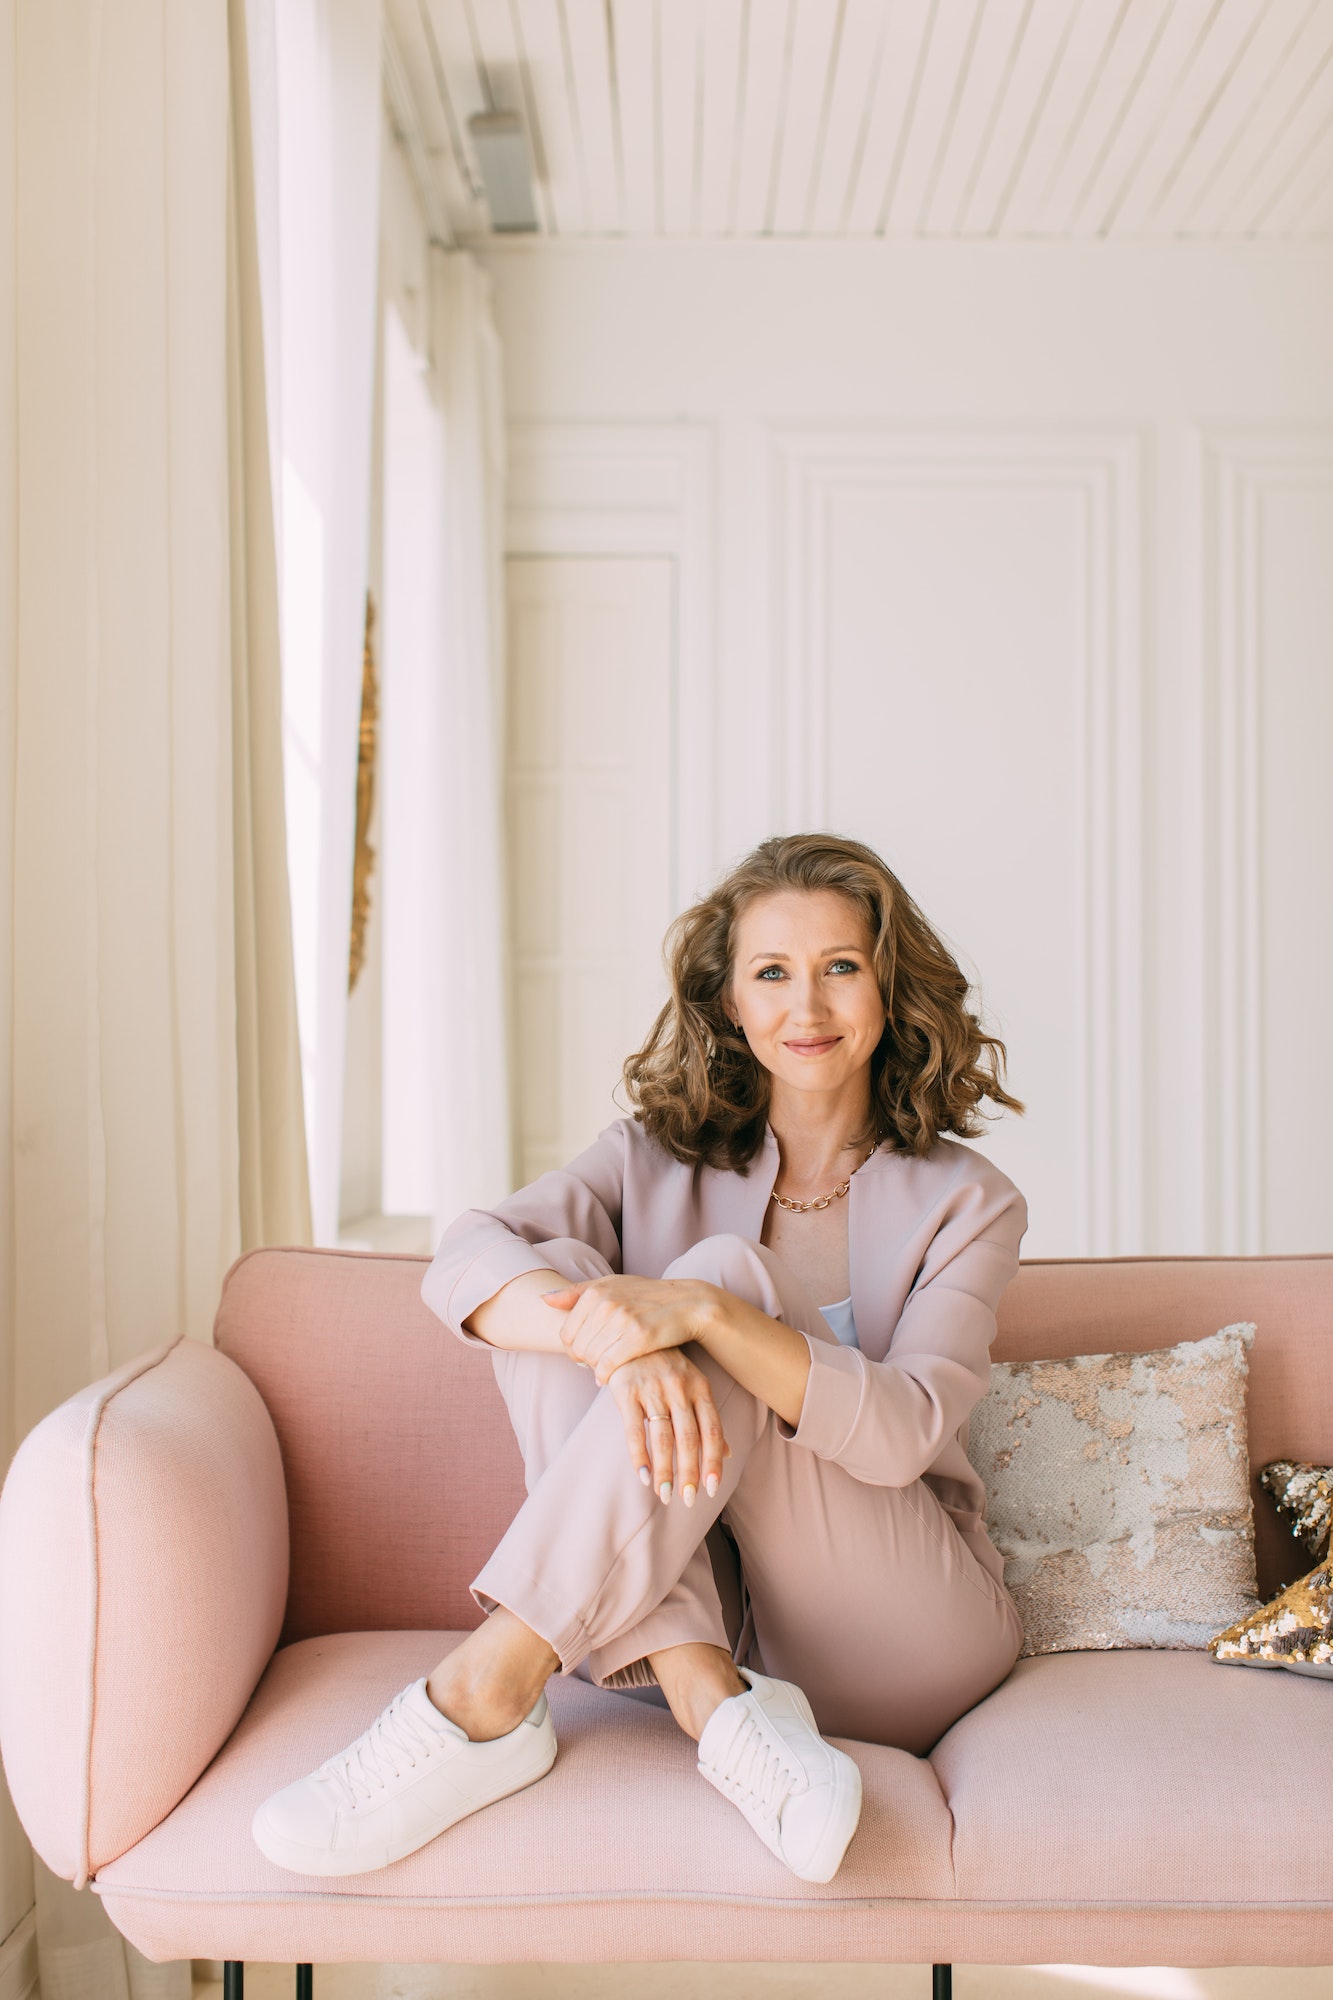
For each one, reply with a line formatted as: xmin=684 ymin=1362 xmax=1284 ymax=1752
xmin=1207 ymin=1459 xmax=1333 ymax=1680
xmin=1259 ymin=1459 xmax=1333 ymax=1557
xmin=1210 ymin=1561 xmax=1333 ymax=1678
xmin=967 ymin=1323 xmax=1261 ymax=1656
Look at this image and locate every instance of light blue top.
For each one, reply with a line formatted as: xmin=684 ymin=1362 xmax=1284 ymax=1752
xmin=818 ymin=1295 xmax=859 ymax=1349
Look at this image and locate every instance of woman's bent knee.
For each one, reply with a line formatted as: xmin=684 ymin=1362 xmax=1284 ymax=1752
xmin=665 ymin=1235 xmax=807 ymax=1328
xmin=665 ymin=1233 xmax=768 ymax=1286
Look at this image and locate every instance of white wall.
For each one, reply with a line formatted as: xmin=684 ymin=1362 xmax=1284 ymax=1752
xmin=480 ymin=239 xmax=1333 ymax=1258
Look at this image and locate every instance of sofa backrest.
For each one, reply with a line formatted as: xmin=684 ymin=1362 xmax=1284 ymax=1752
xmin=215 ymin=1248 xmax=525 ymax=1644
xmin=215 ymin=1247 xmax=1333 ymax=1641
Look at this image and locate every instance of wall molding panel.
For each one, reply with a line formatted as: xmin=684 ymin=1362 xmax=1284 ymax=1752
xmin=769 ymin=428 xmax=1145 ymax=1255
xmin=506 ymin=422 xmax=716 ymax=912
xmin=1195 ymin=429 xmax=1333 ymax=1253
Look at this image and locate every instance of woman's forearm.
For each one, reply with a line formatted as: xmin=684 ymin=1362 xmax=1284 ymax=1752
xmin=465 ymin=1272 xmax=815 ymax=1419
xmin=695 ymin=1290 xmax=812 ymax=1429
xmin=462 ymin=1268 xmax=573 ymax=1354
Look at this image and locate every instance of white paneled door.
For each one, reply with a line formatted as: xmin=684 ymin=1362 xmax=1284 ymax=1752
xmin=506 ymin=555 xmax=675 ymax=1186
xmin=774 ymin=431 xmax=1143 ymax=1261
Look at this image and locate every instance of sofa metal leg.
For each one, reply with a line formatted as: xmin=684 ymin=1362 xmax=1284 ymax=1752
xmin=931 ymin=1968 xmax=952 ymax=2000
xmin=224 ymin=1965 xmax=243 ymax=2000
xmin=296 ymin=1966 xmax=313 ymax=2000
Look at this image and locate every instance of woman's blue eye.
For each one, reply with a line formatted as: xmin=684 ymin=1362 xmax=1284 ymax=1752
xmin=756 ymin=961 xmax=859 ymax=979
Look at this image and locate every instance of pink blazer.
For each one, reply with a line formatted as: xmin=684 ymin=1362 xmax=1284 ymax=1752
xmin=422 ymin=1118 xmax=1027 ymax=1582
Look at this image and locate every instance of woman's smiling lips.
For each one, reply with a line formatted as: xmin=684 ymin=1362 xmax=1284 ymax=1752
xmin=784 ymin=1036 xmax=842 ymax=1054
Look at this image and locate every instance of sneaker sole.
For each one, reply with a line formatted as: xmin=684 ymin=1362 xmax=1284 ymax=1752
xmin=251 ymin=1732 xmax=558 ymax=1877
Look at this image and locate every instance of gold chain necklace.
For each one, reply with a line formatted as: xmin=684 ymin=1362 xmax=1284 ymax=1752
xmin=769 ymin=1146 xmax=877 ymax=1214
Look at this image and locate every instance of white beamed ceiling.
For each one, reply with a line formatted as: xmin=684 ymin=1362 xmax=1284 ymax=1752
xmin=385 ymin=0 xmax=1333 ymax=241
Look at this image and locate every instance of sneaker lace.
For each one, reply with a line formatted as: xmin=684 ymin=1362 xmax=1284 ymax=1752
xmin=715 ymin=1709 xmax=804 ymax=1825
xmin=318 ymin=1695 xmax=447 ymax=1810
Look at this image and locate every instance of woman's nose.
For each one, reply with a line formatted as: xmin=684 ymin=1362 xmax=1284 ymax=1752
xmin=788 ymin=978 xmax=828 ymax=1020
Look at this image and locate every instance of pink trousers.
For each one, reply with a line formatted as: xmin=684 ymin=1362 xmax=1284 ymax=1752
xmin=476 ymin=1233 xmax=1023 ymax=1754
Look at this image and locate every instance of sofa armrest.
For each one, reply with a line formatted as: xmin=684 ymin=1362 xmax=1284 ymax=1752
xmin=0 ymin=1337 xmax=288 ymax=1884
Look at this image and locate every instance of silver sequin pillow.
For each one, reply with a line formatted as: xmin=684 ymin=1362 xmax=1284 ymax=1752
xmin=967 ymin=1324 xmax=1261 ymax=1656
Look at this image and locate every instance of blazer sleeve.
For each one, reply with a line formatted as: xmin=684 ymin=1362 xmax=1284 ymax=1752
xmin=781 ymin=1155 xmax=1027 ymax=1488
xmin=420 ymin=1120 xmax=628 ymax=1345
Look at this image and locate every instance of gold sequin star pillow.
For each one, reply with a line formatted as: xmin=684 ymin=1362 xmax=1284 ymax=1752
xmin=1260 ymin=1459 xmax=1333 ymax=1558
xmin=1207 ymin=1460 xmax=1333 ymax=1680
xmin=1209 ymin=1562 xmax=1333 ymax=1678
xmin=967 ymin=1324 xmax=1261 ymax=1656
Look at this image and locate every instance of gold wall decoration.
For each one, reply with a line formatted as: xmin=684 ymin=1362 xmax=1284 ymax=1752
xmin=348 ymin=591 xmax=378 ymax=995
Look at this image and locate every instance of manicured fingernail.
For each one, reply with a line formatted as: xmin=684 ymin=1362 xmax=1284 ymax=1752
xmin=682 ymin=1484 xmax=696 ymax=1508
xmin=659 ymin=1481 xmax=672 ymax=1504
xmin=705 ymin=1474 xmax=719 ymax=1498
xmin=639 ymin=1467 xmax=651 ymax=1487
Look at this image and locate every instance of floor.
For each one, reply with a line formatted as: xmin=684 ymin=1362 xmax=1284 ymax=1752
xmin=196 ymin=1963 xmax=1333 ymax=2000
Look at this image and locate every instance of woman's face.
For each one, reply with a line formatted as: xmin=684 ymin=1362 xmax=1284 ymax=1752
xmin=725 ymin=889 xmax=887 ymax=1103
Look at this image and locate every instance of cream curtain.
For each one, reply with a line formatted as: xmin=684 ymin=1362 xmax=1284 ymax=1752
xmin=230 ymin=0 xmax=318 ymax=1251
xmin=2 ymin=0 xmax=311 ymax=1992
xmin=255 ymin=0 xmax=383 ymax=1245
xmin=379 ymin=248 xmax=513 ymax=1232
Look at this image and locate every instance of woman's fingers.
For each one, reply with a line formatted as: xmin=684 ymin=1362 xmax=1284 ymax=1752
xmin=558 ymin=1280 xmax=695 ymax=1374
xmin=592 ymin=1334 xmax=641 ymax=1384
xmin=561 ymin=1300 xmax=623 ymax=1371
xmin=556 ymin=1293 xmax=592 ymax=1353
xmin=608 ymin=1355 xmax=729 ymax=1506
xmin=581 ymin=1320 xmax=658 ymax=1381
xmin=667 ymin=1386 xmax=702 ymax=1506
xmin=542 ymin=1283 xmax=587 ymax=1310
xmin=646 ymin=1412 xmax=676 ymax=1500
xmin=694 ymin=1387 xmax=727 ymax=1498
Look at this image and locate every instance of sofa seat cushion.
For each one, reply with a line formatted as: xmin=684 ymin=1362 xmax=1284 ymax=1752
xmin=94 ymin=1635 xmax=1333 ymax=1966
xmin=93 ymin=1631 xmax=954 ymax=1963
xmin=930 ymin=1649 xmax=1333 ymax=1904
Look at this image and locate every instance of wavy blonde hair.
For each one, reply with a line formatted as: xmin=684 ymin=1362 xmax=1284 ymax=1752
xmin=621 ymin=832 xmax=1022 ymax=1171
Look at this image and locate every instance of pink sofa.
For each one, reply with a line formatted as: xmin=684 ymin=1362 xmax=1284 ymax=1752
xmin=1 ymin=1248 xmax=1331 ymax=1989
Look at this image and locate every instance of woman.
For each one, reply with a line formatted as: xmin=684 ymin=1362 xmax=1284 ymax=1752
xmin=253 ymin=832 xmax=1027 ymax=1885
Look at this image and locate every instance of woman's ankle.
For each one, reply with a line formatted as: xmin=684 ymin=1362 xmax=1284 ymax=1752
xmin=424 ymin=1673 xmax=529 ymax=1741
xmin=425 ymin=1612 xmax=559 ymax=1741
xmin=649 ymin=1642 xmax=746 ymax=1741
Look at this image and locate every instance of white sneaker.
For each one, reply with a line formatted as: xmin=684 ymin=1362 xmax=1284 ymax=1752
xmin=696 ymin=1667 xmax=862 ymax=1883
xmin=252 ymin=1677 xmax=557 ymax=1876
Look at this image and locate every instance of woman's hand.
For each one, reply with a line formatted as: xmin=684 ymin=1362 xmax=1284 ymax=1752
xmin=542 ymin=1273 xmax=720 ymax=1383
xmin=605 ymin=1351 xmax=729 ymax=1507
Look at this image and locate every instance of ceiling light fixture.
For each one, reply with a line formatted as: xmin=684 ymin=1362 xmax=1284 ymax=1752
xmin=467 ymin=110 xmax=539 ymax=233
